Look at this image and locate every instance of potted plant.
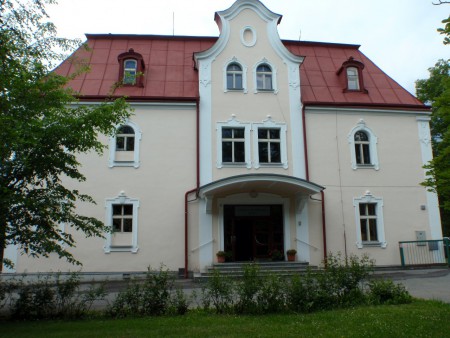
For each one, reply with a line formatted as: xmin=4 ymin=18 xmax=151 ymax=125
xmin=269 ymin=249 xmax=284 ymax=261
xmin=216 ymin=250 xmax=226 ymax=263
xmin=286 ymin=249 xmax=297 ymax=262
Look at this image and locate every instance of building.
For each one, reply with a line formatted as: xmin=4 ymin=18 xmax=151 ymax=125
xmin=3 ymin=0 xmax=442 ymax=275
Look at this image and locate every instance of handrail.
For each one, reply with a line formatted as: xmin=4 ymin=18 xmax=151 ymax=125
xmin=295 ymin=238 xmax=319 ymax=251
xmin=190 ymin=239 xmax=215 ymax=253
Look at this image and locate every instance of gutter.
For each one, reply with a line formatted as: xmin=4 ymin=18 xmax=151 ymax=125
xmin=184 ymin=97 xmax=200 ymax=279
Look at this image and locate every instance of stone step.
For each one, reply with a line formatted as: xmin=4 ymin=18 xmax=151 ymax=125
xmin=195 ymin=262 xmax=317 ymax=282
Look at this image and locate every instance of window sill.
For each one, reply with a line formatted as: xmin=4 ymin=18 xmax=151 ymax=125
xmin=362 ymin=242 xmax=382 ymax=247
xmin=104 ymin=245 xmax=139 ymax=253
xmin=110 ymin=161 xmax=140 ymax=168
xmin=256 ymin=89 xmax=274 ymax=93
xmin=220 ymin=162 xmax=249 ymax=167
xmin=355 ymin=164 xmax=375 ymax=169
xmin=226 ymin=88 xmax=244 ymax=91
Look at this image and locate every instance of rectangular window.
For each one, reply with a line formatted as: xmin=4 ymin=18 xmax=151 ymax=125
xmin=222 ymin=127 xmax=245 ymax=163
xmin=112 ymin=204 xmax=133 ymax=233
xmin=359 ymin=203 xmax=378 ymax=242
xmin=258 ymin=128 xmax=281 ymax=163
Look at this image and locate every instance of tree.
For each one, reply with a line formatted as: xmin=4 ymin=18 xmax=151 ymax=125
xmin=0 ymin=0 xmax=131 ymax=270
xmin=416 ymin=59 xmax=450 ymax=236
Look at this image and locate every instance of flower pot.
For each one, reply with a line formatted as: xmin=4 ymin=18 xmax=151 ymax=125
xmin=217 ymin=255 xmax=225 ymax=263
xmin=287 ymin=254 xmax=295 ymax=262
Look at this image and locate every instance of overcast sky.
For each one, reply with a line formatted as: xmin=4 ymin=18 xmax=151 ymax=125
xmin=47 ymin=0 xmax=449 ymax=95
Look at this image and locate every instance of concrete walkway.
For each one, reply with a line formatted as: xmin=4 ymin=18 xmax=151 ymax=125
xmin=375 ymin=268 xmax=450 ymax=303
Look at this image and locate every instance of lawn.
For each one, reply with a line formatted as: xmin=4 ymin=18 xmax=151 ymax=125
xmin=1 ymin=300 xmax=449 ymax=338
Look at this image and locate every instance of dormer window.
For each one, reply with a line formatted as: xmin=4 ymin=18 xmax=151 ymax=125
xmin=118 ymin=49 xmax=145 ymax=87
xmin=346 ymin=67 xmax=360 ymax=90
xmin=337 ymin=57 xmax=367 ymax=93
xmin=123 ymin=59 xmax=138 ymax=85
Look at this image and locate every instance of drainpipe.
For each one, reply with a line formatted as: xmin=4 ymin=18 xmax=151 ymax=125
xmin=184 ymin=97 xmax=200 ymax=279
xmin=302 ymin=105 xmax=327 ymax=261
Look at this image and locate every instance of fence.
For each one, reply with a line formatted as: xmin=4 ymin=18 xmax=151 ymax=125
xmin=399 ymin=239 xmax=450 ymax=267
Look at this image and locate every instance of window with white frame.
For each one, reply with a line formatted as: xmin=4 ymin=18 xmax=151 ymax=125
xmin=222 ymin=127 xmax=245 ymax=163
xmin=109 ymin=121 xmax=142 ymax=168
xmin=257 ymin=128 xmax=281 ymax=164
xmin=346 ymin=67 xmax=360 ymax=91
xmin=354 ymin=131 xmax=370 ymax=165
xmin=216 ymin=116 xmax=251 ymax=168
xmin=353 ymin=192 xmax=386 ymax=248
xmin=253 ymin=59 xmax=277 ymax=93
xmin=347 ymin=119 xmax=379 ymax=170
xmin=112 ymin=204 xmax=133 ymax=233
xmin=105 ymin=192 xmax=139 ymax=253
xmin=253 ymin=117 xmax=287 ymax=169
xmin=123 ymin=59 xmax=138 ymax=85
xmin=116 ymin=125 xmax=135 ymax=151
xmin=226 ymin=63 xmax=243 ymax=90
xmin=256 ymin=64 xmax=273 ymax=91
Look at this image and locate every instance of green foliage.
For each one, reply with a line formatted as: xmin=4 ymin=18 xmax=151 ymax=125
xmin=367 ymin=279 xmax=413 ymax=305
xmin=438 ymin=15 xmax=450 ymax=45
xmin=416 ymin=59 xmax=450 ymax=236
xmin=256 ymin=273 xmax=285 ymax=313
xmin=107 ymin=266 xmax=185 ymax=318
xmin=0 ymin=0 xmax=131 ymax=267
xmin=3 ymin=272 xmax=106 ymax=320
xmin=235 ymin=264 xmax=262 ymax=314
xmin=201 ymin=269 xmax=235 ymax=314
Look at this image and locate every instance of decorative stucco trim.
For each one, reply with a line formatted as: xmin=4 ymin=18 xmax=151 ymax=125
xmin=223 ymin=56 xmax=248 ymax=93
xmin=252 ymin=58 xmax=278 ymax=94
xmin=216 ymin=115 xmax=252 ymax=169
xmin=353 ymin=191 xmax=386 ymax=249
xmin=347 ymin=119 xmax=379 ymax=170
xmin=109 ymin=119 xmax=142 ymax=169
xmin=252 ymin=116 xmax=288 ymax=169
xmin=240 ymin=25 xmax=257 ymax=47
xmin=416 ymin=117 xmax=443 ymax=240
xmin=104 ymin=192 xmax=140 ymax=253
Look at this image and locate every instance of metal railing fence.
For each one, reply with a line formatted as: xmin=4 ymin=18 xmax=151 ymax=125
xmin=399 ymin=239 xmax=450 ymax=267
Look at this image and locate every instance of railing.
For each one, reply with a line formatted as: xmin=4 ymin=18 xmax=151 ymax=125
xmin=399 ymin=239 xmax=450 ymax=267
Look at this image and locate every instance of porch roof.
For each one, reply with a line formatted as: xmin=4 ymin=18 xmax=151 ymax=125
xmin=198 ymin=174 xmax=324 ymax=199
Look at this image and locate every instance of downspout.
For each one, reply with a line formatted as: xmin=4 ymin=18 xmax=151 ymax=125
xmin=302 ymin=105 xmax=327 ymax=261
xmin=184 ymin=97 xmax=200 ymax=279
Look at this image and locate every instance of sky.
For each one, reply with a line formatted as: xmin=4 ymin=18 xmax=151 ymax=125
xmin=46 ymin=0 xmax=449 ymax=95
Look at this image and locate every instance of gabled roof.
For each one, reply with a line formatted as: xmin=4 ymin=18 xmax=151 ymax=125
xmin=54 ymin=34 xmax=425 ymax=109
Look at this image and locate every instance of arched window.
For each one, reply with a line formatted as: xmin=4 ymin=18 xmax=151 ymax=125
xmin=117 ymin=49 xmax=145 ymax=87
xmin=116 ymin=125 xmax=135 ymax=151
xmin=256 ymin=64 xmax=273 ymax=91
xmin=109 ymin=121 xmax=142 ymax=168
xmin=354 ymin=131 xmax=370 ymax=165
xmin=337 ymin=57 xmax=367 ymax=93
xmin=347 ymin=120 xmax=379 ymax=170
xmin=123 ymin=59 xmax=138 ymax=85
xmin=346 ymin=67 xmax=360 ymax=91
xmin=226 ymin=63 xmax=243 ymax=90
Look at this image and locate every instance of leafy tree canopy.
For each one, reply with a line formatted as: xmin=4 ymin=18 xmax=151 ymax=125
xmin=0 ymin=0 xmax=131 ymax=269
xmin=416 ymin=59 xmax=450 ymax=236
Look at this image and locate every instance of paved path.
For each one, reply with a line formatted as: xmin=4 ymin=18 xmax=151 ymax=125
xmin=380 ymin=268 xmax=450 ymax=303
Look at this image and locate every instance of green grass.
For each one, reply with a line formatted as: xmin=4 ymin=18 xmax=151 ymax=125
xmin=1 ymin=300 xmax=449 ymax=338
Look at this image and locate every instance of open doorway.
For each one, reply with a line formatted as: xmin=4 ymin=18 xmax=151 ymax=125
xmin=223 ymin=205 xmax=284 ymax=261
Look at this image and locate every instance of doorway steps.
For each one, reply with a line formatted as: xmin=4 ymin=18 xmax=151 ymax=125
xmin=195 ymin=261 xmax=317 ymax=281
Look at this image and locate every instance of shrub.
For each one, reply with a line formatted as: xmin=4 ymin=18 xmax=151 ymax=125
xmin=256 ymin=274 xmax=286 ymax=314
xmin=368 ymin=279 xmax=413 ymax=305
xmin=8 ymin=272 xmax=105 ymax=320
xmin=201 ymin=269 xmax=235 ymax=314
xmin=235 ymin=264 xmax=262 ymax=314
xmin=108 ymin=265 xmax=177 ymax=318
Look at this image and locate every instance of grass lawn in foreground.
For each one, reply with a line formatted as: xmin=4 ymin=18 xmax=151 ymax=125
xmin=1 ymin=300 xmax=449 ymax=338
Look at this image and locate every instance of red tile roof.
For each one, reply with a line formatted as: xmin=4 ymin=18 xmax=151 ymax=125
xmin=55 ymin=34 xmax=425 ymax=109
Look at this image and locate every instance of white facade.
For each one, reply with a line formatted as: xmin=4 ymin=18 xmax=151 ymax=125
xmin=4 ymin=0 xmax=442 ymax=274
